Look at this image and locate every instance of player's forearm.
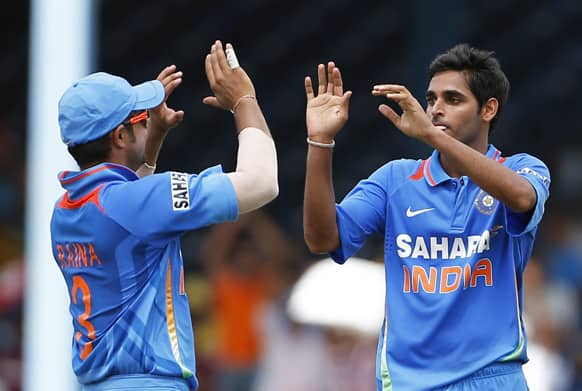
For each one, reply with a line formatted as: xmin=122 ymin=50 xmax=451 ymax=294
xmin=303 ymin=147 xmax=340 ymax=253
xmin=227 ymin=127 xmax=278 ymax=214
xmin=233 ymin=99 xmax=271 ymax=137
xmin=428 ymin=131 xmax=537 ymax=212
xmin=136 ymin=124 xmax=169 ymax=177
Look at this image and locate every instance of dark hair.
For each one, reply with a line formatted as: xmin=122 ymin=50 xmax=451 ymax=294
xmin=67 ymin=111 xmax=138 ymax=169
xmin=68 ymin=132 xmax=112 ymax=169
xmin=429 ymin=44 xmax=510 ymax=132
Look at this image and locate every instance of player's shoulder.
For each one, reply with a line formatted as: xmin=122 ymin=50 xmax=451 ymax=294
xmin=366 ymin=158 xmax=426 ymax=195
xmin=372 ymin=158 xmax=423 ymax=179
xmin=501 ymin=152 xmax=549 ymax=172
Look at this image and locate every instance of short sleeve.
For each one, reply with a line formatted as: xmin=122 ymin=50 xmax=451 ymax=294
xmin=504 ymin=154 xmax=551 ymax=236
xmin=100 ymin=165 xmax=239 ymax=240
xmin=330 ymin=165 xmax=389 ymax=264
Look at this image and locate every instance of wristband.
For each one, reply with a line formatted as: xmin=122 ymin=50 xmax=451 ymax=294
xmin=306 ymin=137 xmax=335 ymax=149
xmin=143 ymin=162 xmax=156 ymax=170
xmin=230 ymin=95 xmax=256 ymax=114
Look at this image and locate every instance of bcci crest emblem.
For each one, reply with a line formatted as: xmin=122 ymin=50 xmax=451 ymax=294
xmin=475 ymin=190 xmax=497 ymax=215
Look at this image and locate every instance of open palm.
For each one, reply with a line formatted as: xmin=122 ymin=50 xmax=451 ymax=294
xmin=305 ymin=62 xmax=352 ymax=139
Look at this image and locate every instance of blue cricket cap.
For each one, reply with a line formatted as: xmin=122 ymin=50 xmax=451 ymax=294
xmin=58 ymin=72 xmax=165 ymax=146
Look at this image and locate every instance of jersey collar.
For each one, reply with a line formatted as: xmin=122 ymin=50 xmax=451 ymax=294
xmin=58 ymin=163 xmax=139 ymax=198
xmin=424 ymin=144 xmax=503 ymax=187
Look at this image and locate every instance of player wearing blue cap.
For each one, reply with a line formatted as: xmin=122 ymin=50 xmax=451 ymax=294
xmin=303 ymin=44 xmax=550 ymax=390
xmin=50 ymin=40 xmax=278 ymax=390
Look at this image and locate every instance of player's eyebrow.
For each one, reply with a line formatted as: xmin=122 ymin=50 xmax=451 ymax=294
xmin=426 ymin=89 xmax=466 ymax=100
xmin=443 ymin=90 xmax=466 ymax=99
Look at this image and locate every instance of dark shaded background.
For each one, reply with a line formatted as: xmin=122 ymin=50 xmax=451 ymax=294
xmin=1 ymin=1 xmax=582 ymax=389
xmin=4 ymin=1 xmax=582 ymax=248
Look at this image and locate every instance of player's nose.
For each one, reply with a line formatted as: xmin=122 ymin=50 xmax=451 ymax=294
xmin=429 ymin=99 xmax=445 ymax=116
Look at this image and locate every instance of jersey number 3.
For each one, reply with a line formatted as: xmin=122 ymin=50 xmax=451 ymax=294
xmin=72 ymin=275 xmax=96 ymax=360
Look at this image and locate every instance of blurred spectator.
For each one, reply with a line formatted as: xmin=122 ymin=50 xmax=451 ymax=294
xmin=542 ymin=209 xmax=582 ymax=289
xmin=318 ymin=329 xmax=377 ymax=391
xmin=0 ymin=123 xmax=25 ymax=391
xmin=184 ymin=274 xmax=218 ymax=391
xmin=0 ymin=258 xmax=24 ymax=391
xmin=523 ymin=257 xmax=575 ymax=390
xmin=523 ymin=341 xmax=573 ymax=391
xmin=536 ymin=207 xmax=582 ymax=389
xmin=0 ymin=126 xmax=25 ymax=232
xmin=253 ymin=297 xmax=327 ymax=391
xmin=201 ymin=211 xmax=295 ymax=391
xmin=253 ymin=295 xmax=377 ymax=391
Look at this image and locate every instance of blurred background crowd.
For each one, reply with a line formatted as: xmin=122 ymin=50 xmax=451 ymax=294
xmin=1 ymin=0 xmax=582 ymax=390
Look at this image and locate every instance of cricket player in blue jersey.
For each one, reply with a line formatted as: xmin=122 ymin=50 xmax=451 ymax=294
xmin=303 ymin=44 xmax=550 ymax=390
xmin=50 ymin=40 xmax=278 ymax=390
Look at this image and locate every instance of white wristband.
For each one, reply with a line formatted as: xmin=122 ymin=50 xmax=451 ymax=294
xmin=306 ymin=137 xmax=335 ymax=149
xmin=143 ymin=162 xmax=156 ymax=170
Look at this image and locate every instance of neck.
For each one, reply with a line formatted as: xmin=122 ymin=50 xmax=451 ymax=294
xmin=438 ymin=138 xmax=489 ymax=179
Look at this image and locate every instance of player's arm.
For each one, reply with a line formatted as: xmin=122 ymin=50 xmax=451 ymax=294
xmin=203 ymin=40 xmax=278 ymax=214
xmin=136 ymin=65 xmax=185 ymax=177
xmin=303 ymin=62 xmax=352 ymax=253
xmin=426 ymin=133 xmax=536 ymax=212
xmin=373 ymin=84 xmax=536 ymax=213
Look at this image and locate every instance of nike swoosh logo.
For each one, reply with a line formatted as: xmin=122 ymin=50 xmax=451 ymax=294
xmin=406 ymin=207 xmax=434 ymax=217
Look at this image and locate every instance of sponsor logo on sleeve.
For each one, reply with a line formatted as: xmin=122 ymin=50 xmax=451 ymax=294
xmin=516 ymin=167 xmax=549 ymax=186
xmin=170 ymin=172 xmax=190 ymax=211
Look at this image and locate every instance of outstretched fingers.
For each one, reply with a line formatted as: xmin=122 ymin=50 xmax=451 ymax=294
xmin=378 ymin=104 xmax=400 ymax=126
xmin=205 ymin=54 xmax=215 ymax=86
xmin=156 ymin=65 xmax=182 ymax=98
xmin=203 ymin=54 xmax=220 ymax=108
xmin=326 ymin=62 xmax=335 ymax=94
xmin=156 ymin=64 xmax=175 ymax=81
xmin=164 ymin=75 xmax=183 ymax=97
xmin=209 ymin=43 xmax=225 ymax=83
xmin=214 ymin=40 xmax=231 ymax=72
xmin=373 ymin=84 xmax=420 ymax=111
xmin=305 ymin=76 xmax=314 ymax=101
xmin=333 ymin=67 xmax=343 ymax=96
xmin=385 ymin=92 xmax=409 ymax=104
xmin=317 ymin=64 xmax=326 ymax=95
xmin=372 ymin=84 xmax=409 ymax=96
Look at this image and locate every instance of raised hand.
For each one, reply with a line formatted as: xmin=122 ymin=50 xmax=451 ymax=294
xmin=203 ymin=40 xmax=255 ymax=111
xmin=150 ymin=65 xmax=185 ymax=132
xmin=136 ymin=65 xmax=184 ymax=177
xmin=372 ymin=84 xmax=436 ymax=143
xmin=305 ymin=62 xmax=352 ymax=142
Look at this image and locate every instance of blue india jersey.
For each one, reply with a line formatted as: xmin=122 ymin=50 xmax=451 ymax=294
xmin=50 ymin=163 xmax=239 ymax=388
xmin=330 ymin=145 xmax=550 ymax=390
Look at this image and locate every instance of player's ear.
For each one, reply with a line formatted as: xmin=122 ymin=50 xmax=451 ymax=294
xmin=481 ymin=97 xmax=498 ymax=123
xmin=110 ymin=125 xmax=126 ymax=148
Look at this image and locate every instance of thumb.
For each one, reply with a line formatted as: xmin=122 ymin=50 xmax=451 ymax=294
xmin=379 ymin=104 xmax=400 ymax=127
xmin=341 ymin=90 xmax=352 ymax=110
xmin=173 ymin=110 xmax=185 ymax=122
xmin=202 ymin=96 xmax=221 ymax=109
